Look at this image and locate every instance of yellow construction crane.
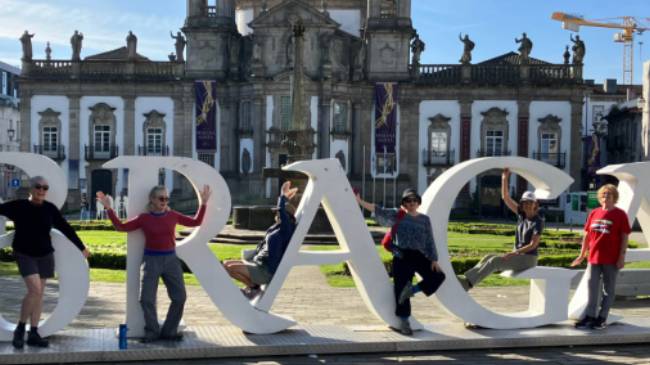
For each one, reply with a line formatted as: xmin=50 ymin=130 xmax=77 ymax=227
xmin=551 ymin=12 xmax=649 ymax=84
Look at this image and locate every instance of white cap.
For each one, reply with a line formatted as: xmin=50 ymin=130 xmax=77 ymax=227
xmin=520 ymin=191 xmax=537 ymax=202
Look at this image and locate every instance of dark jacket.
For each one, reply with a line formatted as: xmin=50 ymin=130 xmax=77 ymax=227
xmin=253 ymin=195 xmax=296 ymax=274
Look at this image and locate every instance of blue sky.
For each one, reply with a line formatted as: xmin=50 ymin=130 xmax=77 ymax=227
xmin=0 ymin=0 xmax=648 ymax=84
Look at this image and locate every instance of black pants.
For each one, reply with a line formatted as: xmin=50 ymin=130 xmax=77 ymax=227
xmin=393 ymin=249 xmax=446 ymax=317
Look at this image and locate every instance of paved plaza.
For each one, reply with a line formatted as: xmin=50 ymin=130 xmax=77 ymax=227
xmin=2 ymin=262 xmax=650 ymax=364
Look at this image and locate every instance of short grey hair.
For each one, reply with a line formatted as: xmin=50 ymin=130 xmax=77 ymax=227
xmin=30 ymin=176 xmax=47 ymax=188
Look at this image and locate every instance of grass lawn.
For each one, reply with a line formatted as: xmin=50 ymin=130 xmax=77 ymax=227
xmin=2 ymin=228 xmax=647 ymax=289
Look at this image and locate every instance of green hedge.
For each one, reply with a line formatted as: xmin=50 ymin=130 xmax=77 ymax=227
xmin=341 ymin=253 xmax=580 ymax=277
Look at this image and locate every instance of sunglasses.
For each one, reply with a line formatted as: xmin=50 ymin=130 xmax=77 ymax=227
xmin=34 ymin=184 xmax=49 ymax=191
xmin=403 ymin=198 xmax=419 ymax=204
xmin=157 ymin=196 xmax=169 ymax=202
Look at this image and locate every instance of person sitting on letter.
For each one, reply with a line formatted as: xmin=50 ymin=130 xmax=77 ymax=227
xmin=224 ymin=181 xmax=298 ymax=299
xmin=458 ymin=168 xmax=542 ymax=290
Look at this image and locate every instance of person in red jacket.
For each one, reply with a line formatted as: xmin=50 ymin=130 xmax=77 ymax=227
xmin=97 ymin=185 xmax=210 ymax=342
xmin=571 ymin=184 xmax=630 ymax=330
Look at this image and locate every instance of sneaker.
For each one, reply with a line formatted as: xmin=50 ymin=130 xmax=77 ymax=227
xmin=12 ymin=325 xmax=25 ymax=349
xmin=241 ymin=287 xmax=261 ymax=300
xmin=26 ymin=330 xmax=49 ymax=348
xmin=574 ymin=316 xmax=595 ymax=329
xmin=589 ymin=316 xmax=607 ymax=330
xmin=398 ymin=282 xmax=414 ymax=305
xmin=457 ymin=275 xmax=472 ymax=291
xmin=399 ymin=318 xmax=413 ymax=336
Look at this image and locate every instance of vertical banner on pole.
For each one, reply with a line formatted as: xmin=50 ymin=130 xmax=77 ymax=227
xmin=374 ymin=82 xmax=398 ymax=159
xmin=195 ymin=80 xmax=218 ymax=150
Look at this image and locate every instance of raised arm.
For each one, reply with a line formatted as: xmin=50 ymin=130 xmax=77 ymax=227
xmin=355 ymin=193 xmax=376 ymax=213
xmin=51 ymin=204 xmax=89 ymax=257
xmin=501 ymin=168 xmax=518 ymax=214
xmin=175 ymin=185 xmax=211 ymax=227
xmin=97 ymin=191 xmax=142 ymax=231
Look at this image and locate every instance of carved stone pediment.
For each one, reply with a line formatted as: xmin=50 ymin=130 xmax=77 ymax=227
xmin=89 ymin=103 xmax=117 ymax=125
xmin=538 ymin=114 xmax=562 ymax=127
xmin=38 ymin=108 xmax=61 ymax=125
xmin=428 ymin=113 xmax=452 ymax=129
xmin=143 ymin=110 xmax=166 ymax=128
xmin=480 ymin=107 xmax=509 ymax=127
xmin=249 ymin=0 xmax=340 ymax=30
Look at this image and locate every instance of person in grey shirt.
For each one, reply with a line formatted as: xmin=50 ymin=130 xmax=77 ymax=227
xmin=458 ymin=168 xmax=543 ymax=290
xmin=356 ymin=188 xmax=445 ymax=336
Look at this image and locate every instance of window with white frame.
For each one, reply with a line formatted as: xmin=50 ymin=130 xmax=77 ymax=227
xmin=485 ymin=130 xmax=504 ymax=156
xmin=146 ymin=128 xmax=163 ymax=154
xmin=540 ymin=132 xmax=558 ymax=154
xmin=375 ymin=152 xmax=396 ymax=174
xmin=198 ymin=152 xmax=215 ymax=167
xmin=42 ymin=126 xmax=58 ymax=152
xmin=1 ymin=72 xmax=7 ymax=96
xmin=332 ymin=102 xmax=348 ymax=133
xmin=94 ymin=125 xmax=111 ymax=152
xmin=430 ymin=131 xmax=448 ymax=156
xmin=280 ymin=96 xmax=291 ymax=131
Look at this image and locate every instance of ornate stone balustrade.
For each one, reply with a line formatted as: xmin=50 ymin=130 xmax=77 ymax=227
xmin=417 ymin=63 xmax=581 ymax=86
xmin=24 ymin=60 xmax=184 ymax=81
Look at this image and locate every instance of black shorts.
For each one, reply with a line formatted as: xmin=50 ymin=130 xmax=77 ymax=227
xmin=15 ymin=253 xmax=55 ymax=278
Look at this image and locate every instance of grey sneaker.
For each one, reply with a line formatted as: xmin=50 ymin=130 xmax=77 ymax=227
xmin=241 ymin=287 xmax=261 ymax=300
xmin=457 ymin=275 xmax=472 ymax=291
xmin=399 ymin=318 xmax=413 ymax=336
xmin=574 ymin=315 xmax=595 ymax=329
xmin=589 ymin=316 xmax=607 ymax=330
xmin=398 ymin=282 xmax=414 ymax=305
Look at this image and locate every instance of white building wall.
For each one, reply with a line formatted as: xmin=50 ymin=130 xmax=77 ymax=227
xmin=79 ymin=96 xmax=124 ymax=192
xmin=528 ymin=101 xmax=572 ymax=172
xmin=584 ymin=99 xmax=617 ymax=134
xmin=330 ymin=139 xmax=349 ymax=171
xmin=31 ymin=95 xmax=70 ymax=180
xmin=135 ymin=97 xmax=175 ymax=190
xmin=417 ymin=100 xmax=461 ymax=194
xmin=236 ymin=8 xmax=254 ymax=35
xmin=470 ymin=100 xmax=518 ymax=192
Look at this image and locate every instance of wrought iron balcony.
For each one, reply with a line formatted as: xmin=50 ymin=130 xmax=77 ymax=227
xmin=422 ymin=149 xmax=455 ymax=167
xmin=137 ymin=145 xmax=170 ymax=156
xmin=33 ymin=145 xmax=66 ymax=161
xmin=477 ymin=149 xmax=511 ymax=157
xmin=533 ymin=152 xmax=566 ymax=168
xmin=85 ymin=144 xmax=119 ymax=160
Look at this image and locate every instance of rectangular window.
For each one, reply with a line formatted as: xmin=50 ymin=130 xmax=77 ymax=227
xmin=42 ymin=127 xmax=58 ymax=152
xmin=430 ymin=131 xmax=448 ymax=155
xmin=376 ymin=153 xmax=396 ymax=174
xmin=485 ymin=130 xmax=504 ymax=156
xmin=541 ymin=132 xmax=558 ymax=154
xmin=198 ymin=152 xmax=215 ymax=167
xmin=280 ymin=96 xmax=291 ymax=131
xmin=146 ymin=128 xmax=163 ymax=154
xmin=332 ymin=102 xmax=348 ymax=132
xmin=94 ymin=125 xmax=111 ymax=153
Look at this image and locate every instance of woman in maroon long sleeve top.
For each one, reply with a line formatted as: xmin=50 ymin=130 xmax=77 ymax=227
xmin=97 ymin=184 xmax=210 ymax=342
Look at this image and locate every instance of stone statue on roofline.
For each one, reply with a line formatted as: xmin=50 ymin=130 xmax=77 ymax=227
xmin=170 ymin=31 xmax=186 ymax=63
xmin=459 ymin=33 xmax=475 ymax=64
xmin=20 ymin=30 xmax=35 ymax=61
xmin=570 ymin=34 xmax=586 ymax=65
xmin=410 ymin=32 xmax=425 ymax=66
xmin=563 ymin=45 xmax=570 ymax=64
xmin=45 ymin=42 xmax=52 ymax=61
xmin=71 ymin=30 xmax=83 ymax=61
xmin=515 ymin=32 xmax=532 ymax=62
xmin=126 ymin=31 xmax=137 ymax=60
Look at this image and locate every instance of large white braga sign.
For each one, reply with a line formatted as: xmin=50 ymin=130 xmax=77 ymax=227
xmin=0 ymin=154 xmax=649 ymax=338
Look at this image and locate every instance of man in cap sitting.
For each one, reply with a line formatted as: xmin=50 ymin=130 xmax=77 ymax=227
xmin=458 ymin=168 xmax=543 ymax=290
xmin=224 ymin=181 xmax=298 ymax=299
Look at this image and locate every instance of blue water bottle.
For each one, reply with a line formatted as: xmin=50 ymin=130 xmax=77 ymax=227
xmin=119 ymin=324 xmax=128 ymax=349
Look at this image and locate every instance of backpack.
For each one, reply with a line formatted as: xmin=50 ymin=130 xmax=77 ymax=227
xmin=381 ymin=209 xmax=407 ymax=252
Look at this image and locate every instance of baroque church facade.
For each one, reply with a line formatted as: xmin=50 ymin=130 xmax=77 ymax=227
xmin=18 ymin=0 xmax=585 ymax=214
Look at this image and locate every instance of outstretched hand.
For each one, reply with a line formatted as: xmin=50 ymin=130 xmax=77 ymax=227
xmin=96 ymin=191 xmax=111 ymax=209
xmin=281 ymin=181 xmax=299 ymax=200
xmin=200 ymin=185 xmax=212 ymax=203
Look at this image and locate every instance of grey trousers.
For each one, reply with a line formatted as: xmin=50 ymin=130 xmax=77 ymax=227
xmin=585 ymin=263 xmax=619 ymax=319
xmin=140 ymin=254 xmax=187 ymax=338
xmin=464 ymin=253 xmax=538 ymax=287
